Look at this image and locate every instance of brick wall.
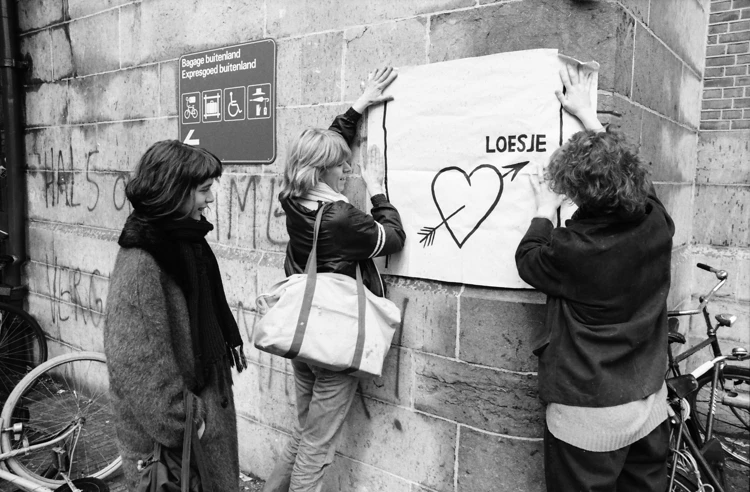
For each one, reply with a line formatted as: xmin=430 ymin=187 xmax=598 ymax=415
xmin=693 ymin=0 xmax=750 ymax=366
xmin=17 ymin=1 xmax=708 ymax=490
xmin=703 ymin=0 xmax=750 ymax=130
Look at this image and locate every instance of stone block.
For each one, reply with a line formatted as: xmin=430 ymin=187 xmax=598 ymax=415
xmin=632 ymin=27 xmax=683 ymax=121
xmin=50 ymin=26 xmax=75 ymax=80
xmin=28 ymin=222 xmax=119 ymax=279
xmin=382 ymin=277 xmax=460 ymax=358
xmin=68 ymin=0 xmax=131 ymax=19
xmin=693 ymin=184 xmax=750 ymax=247
xmin=459 ymin=287 xmax=545 ymax=372
xmin=277 ymin=32 xmax=343 ymax=107
xmin=20 ymin=30 xmax=53 ymax=83
xmin=234 ymin=361 xmax=297 ymax=431
xmin=704 ymin=76 xmax=734 ymax=88
xmin=429 ymin=0 xmax=635 ymax=96
xmin=212 ymin=245 xmax=263 ymax=314
xmin=726 ymin=65 xmax=748 ymax=75
xmin=26 ymin=260 xmax=108 ymax=339
xmin=95 ymin=118 xmax=177 ymax=171
xmin=339 ymin=396 xmax=456 ymax=492
xmin=731 ymin=119 xmax=750 ymax=129
xmin=257 ymin=251 xmax=288 ymax=295
xmin=724 ymin=109 xmax=743 ymax=118
xmin=653 ymin=183 xmax=693 ymax=248
xmin=724 ymin=87 xmax=745 ymax=97
xmin=719 ymin=31 xmax=750 ymax=43
xmin=267 ymin=0 xmax=473 ymax=38
xmin=360 ymin=346 xmax=413 ymax=407
xmin=27 ymin=170 xmax=131 ymax=229
xmin=237 ymin=416 xmax=287 ymax=481
xmin=596 ymin=93 xmax=643 ymax=146
xmin=651 ymin=0 xmax=709 ymax=73
xmin=255 ymin=175 xmax=290 ymax=253
xmin=680 ymin=67 xmax=703 ymax=127
xmin=619 ymin=0 xmax=650 ymax=23
xmin=68 ymin=66 xmax=160 ymax=124
xmin=457 ymin=428 xmax=545 ymax=492
xmin=343 ymin=19 xmax=428 ymax=102
xmin=25 ymin=82 xmax=69 ymax=127
xmin=69 ymin=9 xmax=120 ymax=76
xmin=728 ymin=41 xmax=750 ymax=53
xmin=212 ymin=173 xmax=263 ymax=249
xmin=640 ymin=111 xmax=697 ymax=182
xmin=159 ymin=61 xmax=178 ymax=117
xmin=414 ymin=353 xmax=544 ymax=438
xmin=704 ymin=67 xmax=726 ymax=77
xmin=18 ymin=0 xmax=65 ymax=32
xmin=706 ymin=44 xmax=728 ymax=56
xmin=668 ymin=245 xmax=693 ymax=310
xmin=120 ymin=1 xmax=264 ymax=68
xmin=323 ymin=456 xmax=412 ymax=492
xmin=702 ymin=110 xmax=722 ymax=119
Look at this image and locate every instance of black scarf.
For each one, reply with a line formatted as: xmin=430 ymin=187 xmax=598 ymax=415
xmin=118 ymin=212 xmax=247 ymax=389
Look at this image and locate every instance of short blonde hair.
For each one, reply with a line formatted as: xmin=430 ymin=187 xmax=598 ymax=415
xmin=279 ymin=128 xmax=351 ymax=200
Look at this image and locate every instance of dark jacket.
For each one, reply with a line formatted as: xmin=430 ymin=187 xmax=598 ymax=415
xmin=515 ymin=189 xmax=675 ymax=407
xmin=104 ymin=221 xmax=239 ymax=491
xmin=282 ymin=195 xmax=405 ymax=296
xmin=281 ymin=108 xmax=406 ymax=296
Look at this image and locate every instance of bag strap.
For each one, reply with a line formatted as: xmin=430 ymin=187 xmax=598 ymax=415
xmin=181 ymin=391 xmax=211 ymax=492
xmin=285 ymin=204 xmax=368 ymax=370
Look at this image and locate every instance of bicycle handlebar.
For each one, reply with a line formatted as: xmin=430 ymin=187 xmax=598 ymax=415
xmin=697 ymin=262 xmax=728 ymax=280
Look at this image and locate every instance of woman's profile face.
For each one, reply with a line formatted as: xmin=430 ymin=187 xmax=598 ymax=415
xmin=319 ymin=161 xmax=352 ymax=193
xmin=180 ymin=178 xmax=215 ymax=220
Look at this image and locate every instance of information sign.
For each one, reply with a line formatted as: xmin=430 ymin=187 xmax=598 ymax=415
xmin=178 ymin=39 xmax=276 ymax=163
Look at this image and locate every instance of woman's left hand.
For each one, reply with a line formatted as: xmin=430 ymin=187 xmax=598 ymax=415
xmin=352 ymin=67 xmax=398 ymax=113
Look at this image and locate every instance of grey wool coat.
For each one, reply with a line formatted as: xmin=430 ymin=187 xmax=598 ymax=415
xmin=104 ymin=247 xmax=239 ymax=492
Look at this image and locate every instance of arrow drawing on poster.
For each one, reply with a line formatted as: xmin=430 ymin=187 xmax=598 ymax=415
xmin=417 ymin=161 xmax=529 ymax=248
xmin=184 ymin=129 xmax=200 ymax=146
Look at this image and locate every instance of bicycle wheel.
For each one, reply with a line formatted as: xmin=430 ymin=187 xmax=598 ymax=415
xmin=53 ymin=477 xmax=110 ymax=492
xmin=0 ymin=351 xmax=121 ymax=488
xmin=688 ymin=365 xmax=750 ymax=467
xmin=0 ymin=301 xmax=47 ymax=398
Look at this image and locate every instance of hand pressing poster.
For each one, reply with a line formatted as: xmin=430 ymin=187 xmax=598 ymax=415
xmin=367 ymin=49 xmax=598 ymax=288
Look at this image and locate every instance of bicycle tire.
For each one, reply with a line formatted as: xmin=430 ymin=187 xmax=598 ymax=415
xmin=0 ymin=351 xmax=122 ymax=488
xmin=53 ymin=476 xmax=110 ymax=492
xmin=0 ymin=301 xmax=48 ymax=398
xmin=688 ymin=365 xmax=750 ymax=467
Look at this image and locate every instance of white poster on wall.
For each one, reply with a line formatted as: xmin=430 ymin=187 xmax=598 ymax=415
xmin=367 ymin=49 xmax=598 ymax=288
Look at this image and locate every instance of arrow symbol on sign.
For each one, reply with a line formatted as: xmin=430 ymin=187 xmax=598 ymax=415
xmin=183 ymin=129 xmax=200 ymax=146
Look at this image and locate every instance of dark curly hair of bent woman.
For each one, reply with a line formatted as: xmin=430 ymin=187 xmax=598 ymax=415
xmin=545 ymin=129 xmax=650 ymax=217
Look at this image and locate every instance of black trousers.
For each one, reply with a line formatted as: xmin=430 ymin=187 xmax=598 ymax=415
xmin=544 ymin=419 xmax=669 ymax=492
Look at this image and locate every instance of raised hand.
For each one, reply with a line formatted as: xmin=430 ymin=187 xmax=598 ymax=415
xmin=555 ymin=63 xmax=603 ymax=132
xmin=362 ymin=145 xmax=386 ymax=197
xmin=353 ymin=67 xmax=399 ymax=113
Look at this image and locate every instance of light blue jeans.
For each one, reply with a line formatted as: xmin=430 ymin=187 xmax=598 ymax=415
xmin=263 ymin=360 xmax=359 ymax=492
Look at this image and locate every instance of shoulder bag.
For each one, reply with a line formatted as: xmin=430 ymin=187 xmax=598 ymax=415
xmin=254 ymin=204 xmax=401 ymax=378
xmin=136 ymin=391 xmax=209 ymax=492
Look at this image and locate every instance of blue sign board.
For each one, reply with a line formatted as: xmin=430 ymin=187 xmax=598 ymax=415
xmin=178 ymin=39 xmax=276 ymax=164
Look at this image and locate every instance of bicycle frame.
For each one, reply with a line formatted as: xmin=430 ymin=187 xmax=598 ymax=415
xmin=0 ymin=417 xmax=55 ymax=492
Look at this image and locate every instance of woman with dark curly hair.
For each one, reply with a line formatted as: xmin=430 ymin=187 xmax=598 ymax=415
xmin=515 ymin=65 xmax=675 ymax=492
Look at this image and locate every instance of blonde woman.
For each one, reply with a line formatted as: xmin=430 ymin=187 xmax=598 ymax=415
xmin=263 ymin=67 xmax=405 ymax=492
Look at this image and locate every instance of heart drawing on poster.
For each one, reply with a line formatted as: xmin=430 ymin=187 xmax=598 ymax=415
xmin=428 ymin=164 xmax=504 ymax=249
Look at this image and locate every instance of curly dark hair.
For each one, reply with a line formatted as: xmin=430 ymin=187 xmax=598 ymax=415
xmin=546 ymin=130 xmax=650 ymax=216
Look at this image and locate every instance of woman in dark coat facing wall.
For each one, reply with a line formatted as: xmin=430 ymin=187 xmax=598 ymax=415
xmin=104 ymin=141 xmax=247 ymax=491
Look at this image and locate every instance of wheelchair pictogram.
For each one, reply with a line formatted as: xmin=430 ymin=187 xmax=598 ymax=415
xmin=182 ymin=92 xmax=200 ymax=124
xmin=223 ymin=86 xmax=246 ymax=122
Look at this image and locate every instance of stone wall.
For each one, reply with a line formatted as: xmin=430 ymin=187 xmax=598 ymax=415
xmin=17 ymin=1 xmax=708 ymax=490
xmin=692 ymin=0 xmax=750 ymax=368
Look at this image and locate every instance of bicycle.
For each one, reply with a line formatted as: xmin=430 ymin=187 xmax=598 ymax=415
xmin=666 ymin=263 xmax=750 ymax=491
xmin=0 ymin=352 xmax=121 ymax=492
xmin=0 ymin=228 xmax=48 ymax=401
